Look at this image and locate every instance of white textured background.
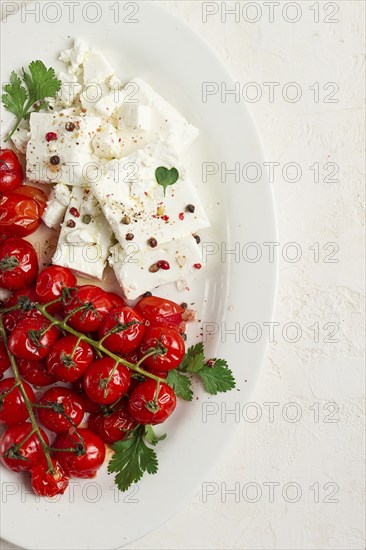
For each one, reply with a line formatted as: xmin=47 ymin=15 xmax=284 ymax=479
xmin=1 ymin=1 xmax=365 ymax=549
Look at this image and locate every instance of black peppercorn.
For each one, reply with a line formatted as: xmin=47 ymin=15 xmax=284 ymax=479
xmin=50 ymin=155 xmax=60 ymax=165
xmin=65 ymin=122 xmax=76 ymax=132
xmin=186 ymin=204 xmax=195 ymax=213
xmin=194 ymin=235 xmax=201 ymax=244
xmin=126 ymin=233 xmax=134 ymax=241
xmin=148 ymin=237 xmax=158 ymax=248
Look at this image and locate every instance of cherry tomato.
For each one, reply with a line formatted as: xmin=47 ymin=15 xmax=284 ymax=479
xmin=8 ymin=317 xmax=59 ymax=361
xmin=63 ymin=286 xmax=115 ymax=333
xmin=0 ymin=377 xmax=35 ymax=425
xmin=83 ymin=357 xmax=130 ymax=405
xmin=17 ymin=358 xmax=56 ymax=387
xmin=30 ymin=458 xmax=69 ymax=497
xmin=0 ymin=422 xmax=49 ymax=472
xmin=88 ymin=404 xmax=137 ymax=445
xmin=38 ymin=387 xmax=85 ymax=433
xmin=53 ymin=428 xmax=106 ymax=479
xmin=0 ymin=149 xmax=23 ymax=193
xmin=72 ymin=379 xmax=101 ymax=414
xmin=139 ymin=326 xmax=185 ymax=372
xmin=2 ymin=286 xmax=43 ymax=333
xmin=98 ymin=307 xmax=146 ymax=355
xmin=35 ymin=266 xmax=77 ymax=313
xmin=0 ymin=238 xmax=38 ymax=290
xmin=0 ymin=186 xmax=47 ymax=237
xmin=0 ymin=338 xmax=10 ymax=379
xmin=128 ymin=380 xmax=176 ymax=425
xmin=135 ymin=296 xmax=184 ymax=332
xmin=47 ymin=335 xmax=94 ymax=383
xmin=107 ymin=292 xmax=126 ymax=309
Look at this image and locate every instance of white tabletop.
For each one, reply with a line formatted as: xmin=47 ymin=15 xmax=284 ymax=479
xmin=1 ymin=1 xmax=364 ymax=549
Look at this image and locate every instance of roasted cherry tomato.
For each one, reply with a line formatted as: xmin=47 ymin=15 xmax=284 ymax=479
xmin=8 ymin=317 xmax=59 ymax=361
xmin=63 ymin=286 xmax=115 ymax=333
xmin=38 ymin=387 xmax=85 ymax=433
xmin=0 ymin=377 xmax=35 ymax=425
xmin=98 ymin=307 xmax=146 ymax=355
xmin=0 ymin=149 xmax=23 ymax=193
xmin=35 ymin=266 xmax=77 ymax=313
xmin=0 ymin=422 xmax=49 ymax=472
xmin=0 ymin=237 xmax=38 ymax=290
xmin=128 ymin=380 xmax=176 ymax=425
xmin=0 ymin=338 xmax=10 ymax=379
xmin=135 ymin=296 xmax=184 ymax=332
xmin=88 ymin=404 xmax=137 ymax=444
xmin=47 ymin=335 xmax=94 ymax=383
xmin=53 ymin=428 xmax=106 ymax=479
xmin=2 ymin=286 xmax=43 ymax=333
xmin=139 ymin=326 xmax=185 ymax=372
xmin=0 ymin=185 xmax=47 ymax=237
xmin=107 ymin=292 xmax=126 ymax=309
xmin=30 ymin=458 xmax=69 ymax=497
xmin=83 ymin=357 xmax=130 ymax=405
xmin=17 ymin=358 xmax=56 ymax=387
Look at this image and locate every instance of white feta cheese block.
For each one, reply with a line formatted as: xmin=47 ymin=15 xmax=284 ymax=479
xmin=118 ymin=104 xmax=151 ymax=131
xmin=90 ymin=141 xmax=210 ymax=250
xmin=109 ymin=235 xmax=203 ymax=300
xmin=117 ymin=78 xmax=199 ymax=155
xmin=52 ymin=188 xmax=113 ymax=280
xmin=83 ymin=50 xmax=115 ymax=85
xmin=92 ymin=123 xmax=123 ymax=160
xmin=59 ymin=39 xmax=89 ymax=77
xmin=42 ymin=183 xmax=72 ymax=229
xmin=11 ymin=127 xmax=30 ymax=154
xmin=58 ymin=72 xmax=82 ymax=108
xmin=26 ymin=112 xmax=101 ymax=187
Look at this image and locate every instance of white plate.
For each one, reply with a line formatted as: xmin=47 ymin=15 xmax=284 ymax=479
xmin=0 ymin=2 xmax=277 ymax=549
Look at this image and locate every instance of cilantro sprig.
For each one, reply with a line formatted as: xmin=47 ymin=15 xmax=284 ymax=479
xmin=2 ymin=61 xmax=62 ymax=141
xmin=155 ymin=166 xmax=179 ymax=196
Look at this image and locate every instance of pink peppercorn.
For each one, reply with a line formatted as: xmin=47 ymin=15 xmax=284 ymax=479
xmin=69 ymin=207 xmax=80 ymax=218
xmin=46 ymin=132 xmax=58 ymax=142
xmin=161 ymin=215 xmax=170 ymax=222
xmin=193 ymin=263 xmax=202 ymax=270
xmin=157 ymin=261 xmax=170 ymax=270
xmin=179 ymin=212 xmax=184 ymax=221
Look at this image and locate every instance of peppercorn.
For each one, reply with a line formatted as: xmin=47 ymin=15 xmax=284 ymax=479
xmin=186 ymin=204 xmax=195 ymax=213
xmin=149 ymin=263 xmax=159 ymax=273
xmin=181 ymin=302 xmax=188 ymax=309
xmin=194 ymin=235 xmax=201 ymax=244
xmin=126 ymin=233 xmax=134 ymax=241
xmin=65 ymin=122 xmax=76 ymax=132
xmin=157 ymin=260 xmax=170 ymax=270
xmin=181 ymin=333 xmax=187 ymax=341
xmin=66 ymin=220 xmax=76 ymax=228
xmin=122 ymin=215 xmax=131 ymax=225
xmin=69 ymin=207 xmax=80 ymax=218
xmin=50 ymin=155 xmax=60 ymax=165
xmin=143 ymin=291 xmax=152 ymax=298
xmin=148 ymin=237 xmax=158 ymax=248
xmin=82 ymin=215 xmax=91 ymax=224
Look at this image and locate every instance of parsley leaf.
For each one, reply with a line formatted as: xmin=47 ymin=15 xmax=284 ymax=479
xmin=155 ymin=166 xmax=179 ymax=196
xmin=108 ymin=425 xmax=159 ymax=492
xmin=166 ymin=370 xmax=194 ymax=401
xmin=196 ymin=359 xmax=236 ymax=395
xmin=2 ymin=60 xmax=61 ymax=141
xmin=179 ymin=342 xmax=205 ymax=373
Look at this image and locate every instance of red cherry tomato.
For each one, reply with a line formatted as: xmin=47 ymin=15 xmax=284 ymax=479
xmin=38 ymin=387 xmax=85 ymax=433
xmin=135 ymin=296 xmax=184 ymax=332
xmin=17 ymin=358 xmax=56 ymax=387
xmin=107 ymin=292 xmax=126 ymax=309
xmin=63 ymin=286 xmax=115 ymax=333
xmin=0 ymin=237 xmax=38 ymax=290
xmin=98 ymin=307 xmax=146 ymax=355
xmin=0 ymin=338 xmax=10 ymax=378
xmin=35 ymin=266 xmax=77 ymax=313
xmin=8 ymin=317 xmax=59 ymax=360
xmin=128 ymin=380 xmax=176 ymax=425
xmin=87 ymin=404 xmax=137 ymax=444
xmin=53 ymin=428 xmax=106 ymax=479
xmin=83 ymin=357 xmax=130 ymax=405
xmin=30 ymin=458 xmax=69 ymax=497
xmin=46 ymin=335 xmax=94 ymax=383
xmin=0 ymin=149 xmax=23 ymax=193
xmin=139 ymin=326 xmax=185 ymax=372
xmin=0 ymin=377 xmax=35 ymax=425
xmin=0 ymin=185 xmax=47 ymax=237
xmin=0 ymin=422 xmax=49 ymax=472
xmin=2 ymin=286 xmax=42 ymax=333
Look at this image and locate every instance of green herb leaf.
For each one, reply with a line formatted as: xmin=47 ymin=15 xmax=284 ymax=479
xmin=166 ymin=370 xmax=194 ymax=401
xmin=196 ymin=359 xmax=236 ymax=395
xmin=155 ymin=166 xmax=179 ymax=196
xmin=2 ymin=60 xmax=61 ymax=141
xmin=179 ymin=342 xmax=205 ymax=373
xmin=108 ymin=426 xmax=159 ymax=492
xmin=144 ymin=425 xmax=167 ymax=446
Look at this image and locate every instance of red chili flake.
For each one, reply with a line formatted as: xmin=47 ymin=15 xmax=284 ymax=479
xmin=179 ymin=212 xmax=184 ymax=221
xmin=69 ymin=207 xmax=80 ymax=218
xmin=46 ymin=132 xmax=58 ymax=142
xmin=161 ymin=215 xmax=170 ymax=222
xmin=193 ymin=263 xmax=202 ymax=270
xmin=157 ymin=260 xmax=170 ymax=270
